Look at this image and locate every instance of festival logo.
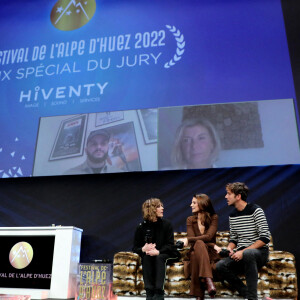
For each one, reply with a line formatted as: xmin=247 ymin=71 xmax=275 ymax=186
xmin=9 ymin=242 xmax=34 ymax=269
xmin=51 ymin=0 xmax=96 ymax=31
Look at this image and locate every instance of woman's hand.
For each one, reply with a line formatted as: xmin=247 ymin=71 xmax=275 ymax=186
xmin=178 ymin=238 xmax=188 ymax=247
xmin=142 ymin=243 xmax=160 ymax=256
xmin=147 ymin=248 xmax=160 ymax=256
xmin=142 ymin=243 xmax=156 ymax=253
xmin=214 ymin=244 xmax=222 ymax=253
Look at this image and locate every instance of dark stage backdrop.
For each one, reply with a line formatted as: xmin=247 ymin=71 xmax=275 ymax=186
xmin=0 ymin=165 xmax=299 ymax=282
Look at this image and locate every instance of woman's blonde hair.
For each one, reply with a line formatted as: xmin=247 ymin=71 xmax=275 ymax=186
xmin=142 ymin=198 xmax=163 ymax=222
xmin=171 ymin=118 xmax=221 ymax=168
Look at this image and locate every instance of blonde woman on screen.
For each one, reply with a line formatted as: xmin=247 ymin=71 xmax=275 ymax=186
xmin=171 ymin=119 xmax=221 ymax=169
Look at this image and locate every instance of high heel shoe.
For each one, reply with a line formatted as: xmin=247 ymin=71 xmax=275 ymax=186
xmin=205 ymin=277 xmax=216 ymax=298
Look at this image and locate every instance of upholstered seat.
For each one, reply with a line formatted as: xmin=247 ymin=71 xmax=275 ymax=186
xmin=113 ymin=231 xmax=297 ymax=299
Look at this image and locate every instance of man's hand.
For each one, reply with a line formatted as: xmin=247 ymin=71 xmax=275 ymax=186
xmin=227 ymin=248 xmax=234 ymax=256
xmin=231 ymin=250 xmax=244 ymax=261
xmin=227 ymin=242 xmax=236 ymax=256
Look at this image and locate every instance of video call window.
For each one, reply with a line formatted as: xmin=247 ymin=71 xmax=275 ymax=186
xmin=158 ymin=99 xmax=300 ymax=170
xmin=33 ymin=109 xmax=158 ymax=176
xmin=33 ymin=99 xmax=300 ymax=177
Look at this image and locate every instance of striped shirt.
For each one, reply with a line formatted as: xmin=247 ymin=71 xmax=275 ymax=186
xmin=229 ymin=203 xmax=270 ymax=250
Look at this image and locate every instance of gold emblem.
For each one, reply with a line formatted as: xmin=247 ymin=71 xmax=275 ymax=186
xmin=9 ymin=242 xmax=34 ymax=269
xmin=51 ymin=0 xmax=96 ymax=31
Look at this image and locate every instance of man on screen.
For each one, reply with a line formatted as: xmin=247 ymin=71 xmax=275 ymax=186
xmin=64 ymin=129 xmax=123 ymax=175
xmin=216 ymin=182 xmax=270 ymax=300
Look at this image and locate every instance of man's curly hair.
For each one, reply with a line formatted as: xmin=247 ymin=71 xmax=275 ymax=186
xmin=226 ymin=182 xmax=249 ymax=201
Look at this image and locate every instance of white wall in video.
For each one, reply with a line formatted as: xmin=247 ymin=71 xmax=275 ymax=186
xmin=33 ymin=109 xmax=157 ymax=176
xmin=158 ymin=99 xmax=300 ymax=170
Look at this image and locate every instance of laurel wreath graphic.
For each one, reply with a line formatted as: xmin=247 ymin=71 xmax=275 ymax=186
xmin=164 ymin=25 xmax=185 ymax=69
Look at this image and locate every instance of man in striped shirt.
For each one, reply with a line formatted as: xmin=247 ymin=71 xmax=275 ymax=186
xmin=216 ymin=182 xmax=270 ymax=300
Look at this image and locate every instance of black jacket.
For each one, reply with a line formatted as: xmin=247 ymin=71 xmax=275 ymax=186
xmin=132 ymin=218 xmax=180 ymax=259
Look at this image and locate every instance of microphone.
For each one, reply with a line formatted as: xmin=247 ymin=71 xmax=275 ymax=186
xmin=175 ymin=240 xmax=184 ymax=249
xmin=145 ymin=229 xmax=152 ymax=243
xmin=219 ymin=249 xmax=230 ymax=257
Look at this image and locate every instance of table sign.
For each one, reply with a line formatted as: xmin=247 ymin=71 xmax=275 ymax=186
xmin=76 ymin=263 xmax=115 ymax=300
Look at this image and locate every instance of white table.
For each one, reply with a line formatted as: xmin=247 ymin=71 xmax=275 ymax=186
xmin=0 ymin=226 xmax=82 ymax=299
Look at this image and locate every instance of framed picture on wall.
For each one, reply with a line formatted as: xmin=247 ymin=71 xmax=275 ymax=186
xmin=49 ymin=114 xmax=88 ymax=161
xmin=105 ymin=122 xmax=142 ymax=172
xmin=95 ymin=111 xmax=124 ymax=127
xmin=137 ymin=108 xmax=158 ymax=144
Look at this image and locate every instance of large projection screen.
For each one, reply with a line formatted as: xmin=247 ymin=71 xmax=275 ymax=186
xmin=0 ymin=0 xmax=299 ymax=178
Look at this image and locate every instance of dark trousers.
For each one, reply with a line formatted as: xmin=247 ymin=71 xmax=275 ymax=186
xmin=216 ymin=248 xmax=269 ymax=299
xmin=142 ymin=253 xmax=171 ymax=295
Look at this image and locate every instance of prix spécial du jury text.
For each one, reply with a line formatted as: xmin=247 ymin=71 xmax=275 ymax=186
xmin=13 ymin=50 xmax=161 ymax=80
xmin=0 ymin=30 xmax=166 ymax=65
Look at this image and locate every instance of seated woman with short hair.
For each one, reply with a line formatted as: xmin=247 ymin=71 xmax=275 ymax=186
xmin=133 ymin=198 xmax=180 ymax=300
